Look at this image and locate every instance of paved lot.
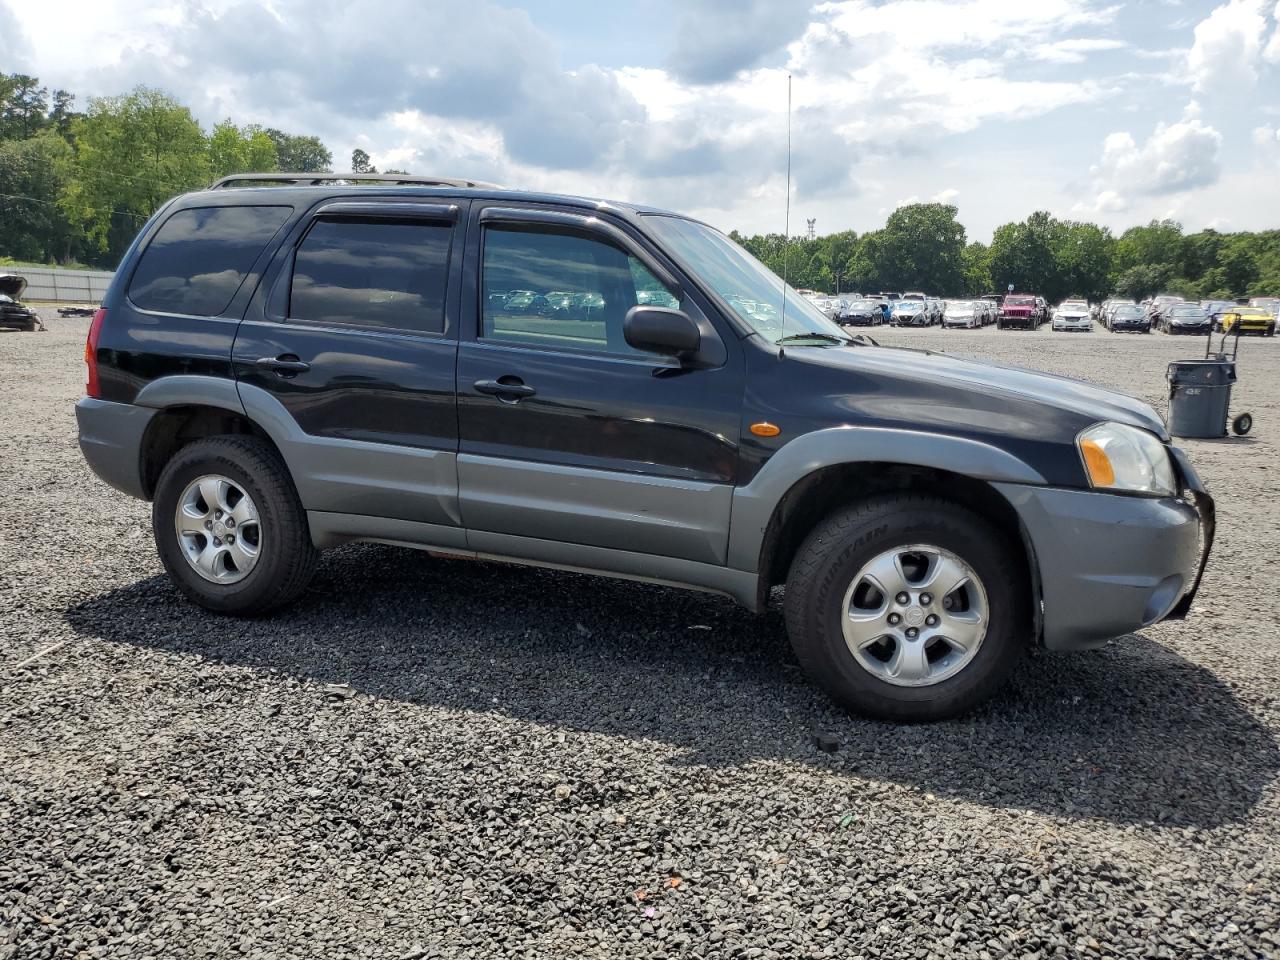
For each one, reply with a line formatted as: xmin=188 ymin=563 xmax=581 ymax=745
xmin=2 ymin=313 xmax=1279 ymax=959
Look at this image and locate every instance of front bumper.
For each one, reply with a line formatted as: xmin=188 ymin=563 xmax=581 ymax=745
xmin=994 ymin=459 xmax=1213 ymax=650
xmin=76 ymin=396 xmax=156 ymax=500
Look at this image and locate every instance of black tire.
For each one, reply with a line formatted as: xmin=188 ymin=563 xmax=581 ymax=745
xmin=152 ymin=435 xmax=318 ymax=615
xmin=783 ymin=494 xmax=1029 ymax=721
xmin=1232 ymin=413 xmax=1253 ymax=436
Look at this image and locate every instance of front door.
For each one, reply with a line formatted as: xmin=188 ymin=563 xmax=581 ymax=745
xmin=455 ymin=204 xmax=743 ymax=566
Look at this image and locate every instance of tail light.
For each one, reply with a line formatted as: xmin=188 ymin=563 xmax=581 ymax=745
xmin=85 ymin=307 xmax=106 ymax=398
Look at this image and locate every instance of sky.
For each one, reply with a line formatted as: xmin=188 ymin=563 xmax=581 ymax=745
xmin=3 ymin=0 xmax=1280 ymax=241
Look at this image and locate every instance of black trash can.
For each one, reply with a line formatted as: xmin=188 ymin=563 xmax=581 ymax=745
xmin=1167 ymin=359 xmax=1236 ymax=439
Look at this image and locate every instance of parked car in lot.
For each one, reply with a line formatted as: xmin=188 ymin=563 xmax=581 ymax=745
xmin=997 ymin=293 xmax=1044 ymax=329
xmin=1051 ymin=300 xmax=1092 ymax=332
xmin=1221 ymin=306 xmax=1277 ymax=337
xmin=1146 ymin=295 xmax=1183 ymax=329
xmin=834 ymin=297 xmax=886 ymax=326
xmin=1098 ymin=299 xmax=1132 ymax=329
xmin=1160 ymin=303 xmax=1213 ymax=335
xmin=924 ymin=296 xmax=944 ymax=324
xmin=943 ymin=300 xmax=981 ymax=329
xmin=891 ymin=299 xmax=931 ymax=327
xmin=1108 ymin=304 xmax=1151 ymax=334
xmin=0 ymin=275 xmax=42 ymax=332
xmin=1200 ymin=299 xmax=1235 ymax=331
xmin=1247 ymin=297 xmax=1280 ymax=317
xmin=75 ymin=172 xmax=1216 ymax=722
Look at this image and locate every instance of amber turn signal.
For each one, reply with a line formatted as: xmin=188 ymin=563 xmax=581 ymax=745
xmin=750 ymin=422 xmax=781 ymax=438
xmin=1079 ymin=438 xmax=1115 ymax=487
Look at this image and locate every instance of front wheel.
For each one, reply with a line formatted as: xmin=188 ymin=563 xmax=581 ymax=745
xmin=152 ymin=435 xmax=318 ymax=615
xmin=784 ymin=495 xmax=1028 ymax=721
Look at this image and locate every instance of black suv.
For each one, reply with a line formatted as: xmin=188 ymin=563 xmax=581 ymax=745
xmin=76 ymin=173 xmax=1214 ymax=721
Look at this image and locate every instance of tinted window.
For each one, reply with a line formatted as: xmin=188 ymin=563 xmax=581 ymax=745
xmin=481 ymin=225 xmax=677 ymax=356
xmin=129 ymin=206 xmax=291 ymax=316
xmin=290 ymin=218 xmax=452 ymax=333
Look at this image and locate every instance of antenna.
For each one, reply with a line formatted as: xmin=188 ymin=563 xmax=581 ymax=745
xmin=780 ymin=73 xmax=792 ymax=348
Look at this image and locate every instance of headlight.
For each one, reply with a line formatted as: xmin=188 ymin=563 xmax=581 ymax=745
xmin=1077 ymin=422 xmax=1176 ymax=497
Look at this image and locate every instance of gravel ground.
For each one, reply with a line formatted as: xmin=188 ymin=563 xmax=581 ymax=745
xmin=2 ymin=311 xmax=1279 ymax=959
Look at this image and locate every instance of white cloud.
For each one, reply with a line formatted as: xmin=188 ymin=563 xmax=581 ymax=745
xmin=933 ymin=188 xmax=961 ymax=203
xmin=1186 ymin=0 xmax=1269 ymax=92
xmin=1080 ymin=103 xmax=1222 ymax=213
xmin=1027 ymin=37 xmax=1128 ymax=63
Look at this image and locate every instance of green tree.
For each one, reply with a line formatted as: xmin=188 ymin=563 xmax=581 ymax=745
xmin=351 ymin=148 xmax=376 ymax=173
xmin=1055 ymin=221 xmax=1114 ymax=302
xmin=0 ymin=74 xmax=48 ymax=140
xmin=962 ymin=242 xmax=992 ymax=295
xmin=264 ymin=128 xmax=332 ymax=172
xmin=58 ymin=87 xmax=210 ymax=259
xmin=873 ymin=203 xmax=967 ymax=294
xmin=1115 ymin=219 xmax=1183 ymax=274
xmin=989 ymin=211 xmax=1063 ymax=298
xmin=1113 ymin=264 xmax=1173 ymax=301
xmin=0 ymin=131 xmax=74 ymax=261
xmin=208 ymin=120 xmax=278 ymax=178
xmin=1218 ymin=239 xmax=1259 ymax=296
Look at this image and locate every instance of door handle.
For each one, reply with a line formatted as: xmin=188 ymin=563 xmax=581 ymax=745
xmin=474 ymin=378 xmax=536 ymax=402
xmin=255 ymin=355 xmax=311 ymax=376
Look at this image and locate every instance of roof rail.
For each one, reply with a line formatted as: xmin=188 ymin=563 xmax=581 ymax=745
xmin=208 ymin=172 xmax=502 ymax=190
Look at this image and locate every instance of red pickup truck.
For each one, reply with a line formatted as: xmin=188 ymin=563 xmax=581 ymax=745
xmin=997 ymin=293 xmax=1046 ymax=330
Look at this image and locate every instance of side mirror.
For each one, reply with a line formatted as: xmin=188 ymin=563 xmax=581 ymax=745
xmin=624 ymin=306 xmax=700 ymax=359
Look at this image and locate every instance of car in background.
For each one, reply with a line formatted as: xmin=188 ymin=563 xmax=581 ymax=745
xmin=1052 ymin=300 xmax=1092 ymax=332
xmin=1146 ymin=295 xmax=1183 ymax=329
xmin=503 ymin=289 xmax=550 ymax=315
xmin=834 ymin=297 xmax=885 ymax=326
xmin=1099 ymin=299 xmax=1132 ymax=329
xmin=997 ymin=293 xmax=1043 ymax=330
xmin=1247 ymin=297 xmax=1280 ymax=317
xmin=1159 ymin=302 xmax=1212 ymax=335
xmin=922 ymin=296 xmax=942 ymax=324
xmin=891 ymin=300 xmax=930 ymax=326
xmin=1108 ymin=304 xmax=1151 ymax=333
xmin=0 ymin=275 xmax=42 ymax=332
xmin=943 ymin=300 xmax=981 ymax=329
xmin=1221 ymin=306 xmax=1277 ymax=337
xmin=1199 ymin=299 xmax=1235 ymax=331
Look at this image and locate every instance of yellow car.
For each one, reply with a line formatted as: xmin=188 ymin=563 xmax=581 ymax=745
xmin=1220 ymin=307 xmax=1277 ymax=337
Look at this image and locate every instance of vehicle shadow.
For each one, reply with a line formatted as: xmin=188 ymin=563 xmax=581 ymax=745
xmin=65 ymin=543 xmax=1278 ymax=829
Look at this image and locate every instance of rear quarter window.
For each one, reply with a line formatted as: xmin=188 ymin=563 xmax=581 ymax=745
xmin=128 ymin=205 xmax=292 ymax=316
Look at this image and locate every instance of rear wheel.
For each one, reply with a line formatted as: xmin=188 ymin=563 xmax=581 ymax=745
xmin=784 ymin=495 xmax=1028 ymax=721
xmin=152 ymin=436 xmax=318 ymax=615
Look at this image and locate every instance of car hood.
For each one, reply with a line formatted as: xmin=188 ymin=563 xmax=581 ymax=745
xmin=801 ymin=345 xmax=1169 ymax=438
xmin=1003 ymin=303 xmax=1034 ymax=312
xmin=1056 ymin=310 xmax=1090 ymax=319
xmin=0 ymin=275 xmax=28 ymax=299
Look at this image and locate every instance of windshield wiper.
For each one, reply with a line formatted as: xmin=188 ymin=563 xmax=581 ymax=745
xmin=775 ymin=332 xmax=853 ymax=345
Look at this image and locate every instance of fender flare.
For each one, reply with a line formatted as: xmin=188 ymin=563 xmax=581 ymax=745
xmin=726 ymin=425 xmax=1046 ymax=573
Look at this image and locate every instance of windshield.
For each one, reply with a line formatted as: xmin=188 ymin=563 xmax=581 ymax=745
xmin=1006 ymin=296 xmax=1034 ymax=306
xmin=896 ymin=301 xmax=923 ymax=311
xmin=1115 ymin=306 xmax=1143 ymax=316
xmin=1170 ymin=305 xmax=1203 ymax=315
xmin=947 ymin=301 xmax=973 ymax=311
xmin=848 ymin=299 xmax=877 ymax=309
xmin=643 ymin=215 xmax=848 ymax=343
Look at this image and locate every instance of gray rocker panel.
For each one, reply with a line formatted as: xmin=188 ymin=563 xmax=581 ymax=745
xmin=307 ymin=510 xmax=759 ymax=607
xmin=457 ymin=454 xmax=734 ymax=566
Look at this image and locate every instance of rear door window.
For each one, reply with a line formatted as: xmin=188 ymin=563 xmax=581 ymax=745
xmin=129 ymin=205 xmax=291 ymax=316
xmin=289 ymin=218 xmax=452 ymax=334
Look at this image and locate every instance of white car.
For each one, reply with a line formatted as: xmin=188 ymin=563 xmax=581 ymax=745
xmin=943 ymin=300 xmax=981 ymax=329
xmin=1052 ymin=300 xmax=1092 ymax=332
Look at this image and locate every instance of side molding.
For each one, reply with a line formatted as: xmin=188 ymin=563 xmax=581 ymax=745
xmin=134 ymin=374 xmax=245 ymax=414
xmin=726 ymin=426 xmax=1047 ymax=572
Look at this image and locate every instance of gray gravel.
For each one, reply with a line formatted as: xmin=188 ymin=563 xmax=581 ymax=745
xmin=3 ymin=312 xmax=1279 ymax=959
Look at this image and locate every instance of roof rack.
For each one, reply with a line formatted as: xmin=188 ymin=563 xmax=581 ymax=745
xmin=209 ymin=172 xmax=502 ymax=190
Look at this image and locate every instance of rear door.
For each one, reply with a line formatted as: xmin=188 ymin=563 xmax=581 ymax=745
xmin=455 ymin=203 xmax=744 ymax=566
xmin=233 ymin=199 xmax=467 ymax=539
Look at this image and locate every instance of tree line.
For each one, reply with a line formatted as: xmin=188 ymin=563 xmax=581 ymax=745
xmin=0 ymin=75 xmax=337 ymax=267
xmin=3 ymin=75 xmax=1279 ymax=299
xmin=732 ymin=204 xmax=1280 ymax=303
